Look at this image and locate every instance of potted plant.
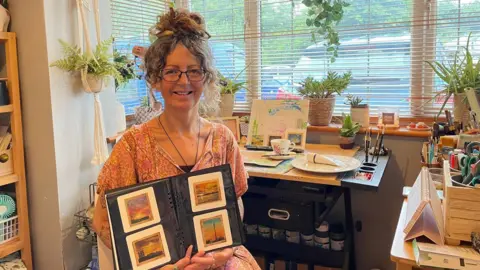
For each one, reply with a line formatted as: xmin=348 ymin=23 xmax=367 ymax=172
xmin=339 ymin=114 xmax=360 ymax=149
xmin=218 ymin=68 xmax=249 ymax=117
xmin=134 ymin=96 xmax=161 ymax=124
xmin=298 ymin=71 xmax=352 ymax=126
xmin=345 ymin=94 xmax=369 ymax=127
xmin=425 ymin=32 xmax=480 ymax=123
xmin=112 ymin=49 xmax=139 ymax=133
xmin=50 ymin=37 xmax=121 ymax=93
xmin=113 ymin=49 xmax=138 ymax=91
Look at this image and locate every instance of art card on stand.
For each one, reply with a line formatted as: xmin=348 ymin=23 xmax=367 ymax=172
xmin=247 ymin=100 xmax=309 ymax=146
xmin=105 ymin=165 xmax=245 ymax=270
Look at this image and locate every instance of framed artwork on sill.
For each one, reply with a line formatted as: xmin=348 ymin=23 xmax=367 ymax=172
xmin=377 ymin=108 xmax=400 ymax=128
xmin=207 ymin=117 xmax=240 ymax=141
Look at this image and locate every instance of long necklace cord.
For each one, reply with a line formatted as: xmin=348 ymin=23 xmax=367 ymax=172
xmin=158 ymin=115 xmax=200 ymax=167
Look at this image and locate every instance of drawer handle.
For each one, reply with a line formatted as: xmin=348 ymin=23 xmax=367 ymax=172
xmin=268 ymin=208 xmax=290 ymax=220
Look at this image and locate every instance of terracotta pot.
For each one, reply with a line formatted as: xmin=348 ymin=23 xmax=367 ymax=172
xmin=453 ymin=93 xmax=470 ymax=124
xmin=219 ymin=94 xmax=234 ymax=117
xmin=339 ymin=136 xmax=355 ymax=149
xmin=350 ymin=105 xmax=369 ymax=127
xmin=308 ymin=97 xmax=336 ymax=126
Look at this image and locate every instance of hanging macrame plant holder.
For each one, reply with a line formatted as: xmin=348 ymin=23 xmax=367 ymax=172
xmin=77 ymin=0 xmax=109 ymax=165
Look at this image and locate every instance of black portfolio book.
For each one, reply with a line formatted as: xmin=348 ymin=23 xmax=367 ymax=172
xmin=105 ymin=164 xmax=245 ymax=270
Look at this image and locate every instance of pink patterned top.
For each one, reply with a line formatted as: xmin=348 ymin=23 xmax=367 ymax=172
xmin=95 ymin=122 xmax=259 ymax=270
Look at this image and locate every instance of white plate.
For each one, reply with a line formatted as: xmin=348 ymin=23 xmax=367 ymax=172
xmin=291 ymin=155 xmax=361 ymax=173
xmin=263 ymin=152 xmax=296 ymax=160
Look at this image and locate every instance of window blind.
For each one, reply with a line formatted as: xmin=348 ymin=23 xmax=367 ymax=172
xmin=188 ymin=0 xmax=480 ymax=116
xmin=188 ymin=0 xmax=250 ymax=111
xmin=420 ymin=0 xmax=480 ymax=117
xmin=111 ymin=0 xmax=170 ymax=115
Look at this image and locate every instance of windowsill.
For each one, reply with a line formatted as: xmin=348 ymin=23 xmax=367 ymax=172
xmin=307 ymin=124 xmax=431 ymax=138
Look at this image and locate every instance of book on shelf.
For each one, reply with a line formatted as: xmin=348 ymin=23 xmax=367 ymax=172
xmin=404 ymin=167 xmax=445 ymax=245
xmin=105 ymin=164 xmax=245 ymax=270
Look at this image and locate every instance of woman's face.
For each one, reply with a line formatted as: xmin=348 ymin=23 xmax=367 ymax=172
xmin=155 ymin=43 xmax=205 ymax=112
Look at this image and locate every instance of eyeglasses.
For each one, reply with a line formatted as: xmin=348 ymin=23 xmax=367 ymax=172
xmin=160 ymin=68 xmax=206 ymax=82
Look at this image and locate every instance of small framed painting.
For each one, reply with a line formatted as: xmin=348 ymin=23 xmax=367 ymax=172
xmin=265 ymin=134 xmax=283 ymax=147
xmin=208 ymin=117 xmax=240 ymax=141
xmin=188 ymin=171 xmax=226 ymax=213
xmin=126 ymin=225 xmax=171 ymax=269
xmin=117 ymin=187 xmax=161 ymax=233
xmin=377 ymin=108 xmax=400 ymax=128
xmin=193 ymin=209 xmax=233 ymax=252
xmin=284 ymin=129 xmax=306 ymax=149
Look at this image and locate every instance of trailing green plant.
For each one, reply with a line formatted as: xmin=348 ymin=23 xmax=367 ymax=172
xmin=50 ymin=37 xmax=121 ymax=83
xmin=344 ymin=94 xmax=365 ymax=107
xmin=340 ymin=113 xmax=360 ymax=137
xmin=113 ymin=49 xmax=138 ymax=91
xmin=302 ymin=0 xmax=350 ymax=63
xmin=424 ymin=32 xmax=480 ymax=118
xmin=298 ymin=71 xmax=352 ymax=99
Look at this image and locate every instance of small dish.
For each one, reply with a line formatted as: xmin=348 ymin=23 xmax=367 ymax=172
xmin=406 ymin=126 xmax=431 ymax=131
xmin=263 ymin=152 xmax=296 ymax=160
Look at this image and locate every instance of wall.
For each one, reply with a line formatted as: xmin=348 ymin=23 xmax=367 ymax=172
xmin=307 ymin=131 xmax=425 ymax=270
xmin=10 ymin=1 xmax=117 ymax=269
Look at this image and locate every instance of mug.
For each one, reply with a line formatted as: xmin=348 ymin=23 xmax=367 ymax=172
xmin=271 ymin=139 xmax=295 ymax=155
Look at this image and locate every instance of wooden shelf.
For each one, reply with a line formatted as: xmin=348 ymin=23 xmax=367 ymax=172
xmin=0 ymin=32 xmax=15 ymax=42
xmin=0 ymin=78 xmax=7 ymax=81
xmin=0 ymin=238 xmax=22 ymax=258
xmin=0 ymin=105 xmax=13 ymax=113
xmin=307 ymin=124 xmax=431 ymax=138
xmin=0 ymin=174 xmax=18 ymax=187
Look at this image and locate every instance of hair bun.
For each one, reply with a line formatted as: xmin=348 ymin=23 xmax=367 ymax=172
xmin=154 ymin=7 xmax=209 ymax=40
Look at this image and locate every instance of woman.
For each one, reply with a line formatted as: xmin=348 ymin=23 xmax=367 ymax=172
xmin=92 ymin=7 xmax=260 ymax=270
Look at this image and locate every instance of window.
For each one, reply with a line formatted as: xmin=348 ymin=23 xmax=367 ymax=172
xmin=188 ymin=0 xmax=480 ymax=116
xmin=111 ymin=0 xmax=170 ymax=115
xmin=113 ymin=0 xmax=480 ymax=116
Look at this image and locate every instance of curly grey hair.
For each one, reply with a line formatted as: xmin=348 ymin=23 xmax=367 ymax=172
xmin=144 ymin=8 xmax=220 ymax=114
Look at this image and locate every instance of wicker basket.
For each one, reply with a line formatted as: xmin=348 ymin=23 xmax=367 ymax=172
xmin=308 ymin=97 xmax=336 ymax=126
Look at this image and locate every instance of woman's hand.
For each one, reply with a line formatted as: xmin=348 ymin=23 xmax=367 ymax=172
xmin=160 ymin=245 xmax=193 ymax=270
xmin=207 ymin=248 xmax=233 ymax=268
xmin=186 ymin=250 xmax=215 ymax=270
